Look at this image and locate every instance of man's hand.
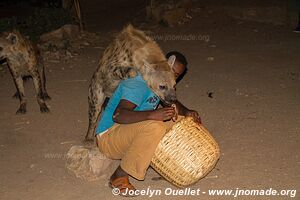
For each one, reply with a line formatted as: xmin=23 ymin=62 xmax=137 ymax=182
xmin=148 ymin=107 xmax=176 ymax=121
xmin=162 ymin=100 xmax=202 ymax=124
xmin=185 ymin=110 xmax=202 ymax=124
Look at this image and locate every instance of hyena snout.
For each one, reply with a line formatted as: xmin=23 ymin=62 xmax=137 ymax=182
xmin=164 ymin=89 xmax=177 ymax=105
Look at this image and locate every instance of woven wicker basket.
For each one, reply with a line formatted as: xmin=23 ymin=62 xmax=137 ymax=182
xmin=150 ymin=117 xmax=220 ymax=187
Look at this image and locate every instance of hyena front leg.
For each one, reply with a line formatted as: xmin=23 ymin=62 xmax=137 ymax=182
xmin=12 ymin=90 xmax=20 ymax=99
xmin=13 ymin=76 xmax=27 ymax=114
xmin=85 ymin=79 xmax=105 ymax=142
xmin=12 ymin=76 xmax=30 ymax=99
xmin=31 ymin=69 xmax=49 ymax=113
xmin=113 ymin=66 xmax=137 ymax=79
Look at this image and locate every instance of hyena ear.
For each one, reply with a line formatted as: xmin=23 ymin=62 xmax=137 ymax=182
xmin=6 ymin=33 xmax=18 ymax=44
xmin=167 ymin=55 xmax=176 ymax=68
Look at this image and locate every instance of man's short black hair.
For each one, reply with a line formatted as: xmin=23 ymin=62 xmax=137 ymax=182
xmin=166 ymin=51 xmax=188 ymax=83
xmin=166 ymin=51 xmax=188 ymax=66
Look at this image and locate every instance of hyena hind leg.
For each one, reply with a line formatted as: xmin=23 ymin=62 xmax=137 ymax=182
xmin=12 ymin=76 xmax=31 ymax=99
xmin=39 ymin=62 xmax=51 ymax=100
xmin=31 ymin=70 xmax=50 ymax=113
xmin=85 ymin=86 xmax=106 ymax=142
xmin=15 ymin=65 xmax=51 ymax=101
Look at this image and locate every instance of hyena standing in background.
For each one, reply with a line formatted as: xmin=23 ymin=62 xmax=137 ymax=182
xmin=0 ymin=30 xmax=50 ymax=114
xmin=85 ymin=24 xmax=177 ymax=141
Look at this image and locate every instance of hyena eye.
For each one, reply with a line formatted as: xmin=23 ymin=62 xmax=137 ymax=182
xmin=0 ymin=47 xmax=3 ymax=51
xmin=159 ymin=85 xmax=167 ymax=90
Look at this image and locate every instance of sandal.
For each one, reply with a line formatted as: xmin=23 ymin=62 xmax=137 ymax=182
xmin=109 ymin=176 xmax=138 ymax=197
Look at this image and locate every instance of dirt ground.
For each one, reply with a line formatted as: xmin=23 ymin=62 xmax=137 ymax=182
xmin=0 ymin=3 xmax=300 ymax=200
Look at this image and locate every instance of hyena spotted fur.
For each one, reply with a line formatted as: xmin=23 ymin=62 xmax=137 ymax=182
xmin=0 ymin=30 xmax=50 ymax=114
xmin=85 ymin=24 xmax=177 ymax=141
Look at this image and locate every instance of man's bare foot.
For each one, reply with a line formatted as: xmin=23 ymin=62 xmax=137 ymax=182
xmin=109 ymin=166 xmax=138 ymax=197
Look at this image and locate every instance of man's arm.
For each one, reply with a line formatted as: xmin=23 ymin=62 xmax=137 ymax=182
xmin=113 ymin=99 xmax=176 ymax=124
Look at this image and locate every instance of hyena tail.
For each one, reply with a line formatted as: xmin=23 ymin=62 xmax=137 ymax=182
xmin=85 ymin=84 xmax=105 ymax=142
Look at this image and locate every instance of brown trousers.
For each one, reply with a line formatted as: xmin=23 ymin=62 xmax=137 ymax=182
xmin=96 ymin=116 xmax=183 ymax=180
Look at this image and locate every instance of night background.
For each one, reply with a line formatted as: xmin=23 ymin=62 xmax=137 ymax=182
xmin=0 ymin=0 xmax=299 ymax=199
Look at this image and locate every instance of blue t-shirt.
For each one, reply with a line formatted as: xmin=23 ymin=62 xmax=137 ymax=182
xmin=96 ymin=74 xmax=160 ymax=135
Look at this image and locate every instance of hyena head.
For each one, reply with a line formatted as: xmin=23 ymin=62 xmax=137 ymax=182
xmin=142 ymin=55 xmax=177 ymax=105
xmin=0 ymin=31 xmax=22 ymax=60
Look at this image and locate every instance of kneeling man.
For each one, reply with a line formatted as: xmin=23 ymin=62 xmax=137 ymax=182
xmin=96 ymin=52 xmax=200 ymax=196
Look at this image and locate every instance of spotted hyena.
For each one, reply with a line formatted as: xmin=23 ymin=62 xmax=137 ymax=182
xmin=0 ymin=30 xmax=50 ymax=114
xmin=85 ymin=24 xmax=177 ymax=141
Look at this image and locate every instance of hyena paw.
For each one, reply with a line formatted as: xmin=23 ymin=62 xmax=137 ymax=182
xmin=128 ymin=69 xmax=138 ymax=78
xmin=40 ymin=104 xmax=50 ymax=113
xmin=41 ymin=92 xmax=51 ymax=101
xmin=113 ymin=67 xmax=137 ymax=79
xmin=16 ymin=106 xmax=26 ymax=114
xmin=83 ymin=138 xmax=94 ymax=146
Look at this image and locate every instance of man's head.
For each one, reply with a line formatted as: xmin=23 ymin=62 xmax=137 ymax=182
xmin=166 ymin=51 xmax=188 ymax=82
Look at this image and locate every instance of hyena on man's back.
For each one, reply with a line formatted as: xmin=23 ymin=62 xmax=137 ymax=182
xmin=85 ymin=25 xmax=177 ymax=141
